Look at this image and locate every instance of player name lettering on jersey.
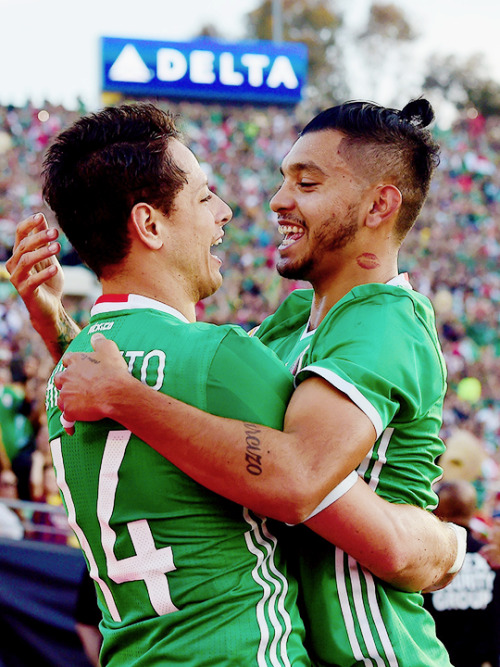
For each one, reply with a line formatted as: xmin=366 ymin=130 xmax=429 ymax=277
xmin=45 ymin=347 xmax=167 ymax=412
xmin=89 ymin=321 xmax=114 ymax=334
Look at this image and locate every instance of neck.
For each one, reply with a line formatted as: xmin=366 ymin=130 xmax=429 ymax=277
xmin=308 ymin=253 xmax=399 ymax=330
xmin=100 ymin=270 xmax=197 ymax=323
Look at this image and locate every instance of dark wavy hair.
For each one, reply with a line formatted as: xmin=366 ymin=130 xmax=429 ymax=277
xmin=301 ymin=99 xmax=441 ymax=240
xmin=42 ymin=103 xmax=187 ymax=278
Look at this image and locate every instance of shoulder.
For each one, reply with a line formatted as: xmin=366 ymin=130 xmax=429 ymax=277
xmin=310 ymin=283 xmax=445 ymax=379
xmin=324 ymin=283 xmax=436 ymax=333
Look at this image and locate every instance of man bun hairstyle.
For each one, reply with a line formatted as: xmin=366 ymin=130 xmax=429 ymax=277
xmin=398 ymin=98 xmax=435 ymax=127
xmin=301 ymin=98 xmax=440 ymax=240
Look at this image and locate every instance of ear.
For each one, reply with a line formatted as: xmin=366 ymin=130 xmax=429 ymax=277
xmin=130 ymin=203 xmax=164 ymax=250
xmin=365 ymin=184 xmax=402 ymax=229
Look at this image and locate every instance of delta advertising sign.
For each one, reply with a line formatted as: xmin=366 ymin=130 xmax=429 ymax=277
xmin=102 ymin=37 xmax=308 ymax=105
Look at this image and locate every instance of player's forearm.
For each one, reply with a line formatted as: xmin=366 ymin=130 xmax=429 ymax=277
xmin=102 ymin=377 xmax=336 ymax=523
xmin=35 ymin=304 xmax=80 ymax=363
xmin=306 ymin=480 xmax=458 ymax=592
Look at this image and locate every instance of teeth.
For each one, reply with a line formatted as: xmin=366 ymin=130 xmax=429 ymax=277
xmin=211 ymin=238 xmax=223 ymax=247
xmin=278 ymin=224 xmax=303 ymax=235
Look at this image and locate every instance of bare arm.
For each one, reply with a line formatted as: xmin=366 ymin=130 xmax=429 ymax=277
xmin=57 ymin=335 xmax=375 ymax=523
xmin=6 ymin=213 xmax=80 ymax=362
xmin=306 ymin=479 xmax=459 ymax=592
xmin=55 ymin=335 xmax=461 ymax=591
xmin=75 ymin=624 xmax=102 ymax=667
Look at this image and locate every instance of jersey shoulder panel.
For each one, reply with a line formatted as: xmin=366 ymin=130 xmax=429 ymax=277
xmin=298 ymin=284 xmax=446 ymax=416
xmin=256 ymin=289 xmax=313 ymax=346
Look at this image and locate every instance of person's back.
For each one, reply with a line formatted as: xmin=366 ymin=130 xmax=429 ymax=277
xmin=46 ymin=295 xmax=309 ymax=666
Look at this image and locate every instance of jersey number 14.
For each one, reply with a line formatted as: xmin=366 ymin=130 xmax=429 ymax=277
xmin=51 ymin=430 xmax=179 ymax=622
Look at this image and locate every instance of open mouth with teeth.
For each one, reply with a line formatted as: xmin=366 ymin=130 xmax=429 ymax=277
xmin=278 ymin=224 xmax=305 ymax=249
xmin=210 ymin=236 xmax=223 ymax=261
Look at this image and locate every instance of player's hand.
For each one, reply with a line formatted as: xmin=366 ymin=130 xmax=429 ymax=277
xmin=55 ymin=334 xmax=131 ymax=425
xmin=6 ymin=213 xmax=64 ymax=330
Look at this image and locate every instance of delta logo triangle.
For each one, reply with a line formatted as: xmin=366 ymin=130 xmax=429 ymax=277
xmin=109 ymin=44 xmax=153 ymax=83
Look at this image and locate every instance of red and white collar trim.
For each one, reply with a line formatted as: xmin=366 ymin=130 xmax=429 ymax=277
xmin=91 ymin=294 xmax=190 ymax=323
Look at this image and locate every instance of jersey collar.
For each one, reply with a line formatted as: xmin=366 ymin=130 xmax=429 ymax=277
xmin=386 ymin=272 xmax=412 ymax=289
xmin=91 ymin=294 xmax=190 ymax=323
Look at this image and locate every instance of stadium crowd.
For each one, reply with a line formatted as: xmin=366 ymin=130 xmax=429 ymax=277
xmin=0 ymin=98 xmax=499 ymax=540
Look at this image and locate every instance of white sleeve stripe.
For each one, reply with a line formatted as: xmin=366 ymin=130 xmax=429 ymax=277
xmin=298 ymin=365 xmax=384 ymax=438
xmin=304 ymin=471 xmax=359 ymax=522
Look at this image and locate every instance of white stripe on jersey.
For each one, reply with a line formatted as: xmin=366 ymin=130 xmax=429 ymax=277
xmin=356 ymin=446 xmax=373 ymax=478
xmin=335 ymin=548 xmax=370 ymax=665
xmin=363 ymin=566 xmax=399 ymax=667
xmin=260 ymin=519 xmax=294 ymax=667
xmin=348 ymin=555 xmax=386 ymax=667
xmin=299 ymin=365 xmax=384 ymax=437
xmin=367 ymin=428 xmax=394 ymax=492
xmin=50 ymin=437 xmax=122 ymax=622
xmin=243 ymin=508 xmax=293 ymax=667
xmin=336 ymin=548 xmax=400 ymax=666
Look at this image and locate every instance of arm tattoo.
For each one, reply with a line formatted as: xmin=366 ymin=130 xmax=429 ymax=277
xmin=56 ymin=310 xmax=81 ymax=355
xmin=243 ymin=423 xmax=263 ymax=476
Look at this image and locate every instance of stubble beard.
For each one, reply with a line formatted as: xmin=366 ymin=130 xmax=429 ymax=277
xmin=276 ymin=207 xmax=359 ymax=282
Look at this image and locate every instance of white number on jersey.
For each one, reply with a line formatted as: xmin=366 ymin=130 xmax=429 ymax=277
xmin=51 ymin=430 xmax=178 ymax=622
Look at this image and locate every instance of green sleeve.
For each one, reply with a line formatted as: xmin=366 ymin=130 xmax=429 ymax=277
xmin=297 ymin=293 xmax=444 ymax=433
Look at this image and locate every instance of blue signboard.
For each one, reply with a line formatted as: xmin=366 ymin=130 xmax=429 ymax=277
xmin=102 ymin=37 xmax=308 ymax=105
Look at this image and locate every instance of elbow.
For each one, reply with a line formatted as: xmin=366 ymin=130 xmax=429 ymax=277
xmin=272 ymin=484 xmax=324 ymax=525
xmin=370 ymin=531 xmax=434 ymax=592
xmin=371 ymin=546 xmax=416 ymax=586
xmin=365 ymin=516 xmax=420 ymax=586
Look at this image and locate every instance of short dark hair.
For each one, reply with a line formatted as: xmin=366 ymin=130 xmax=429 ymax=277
xmin=42 ymin=103 xmax=187 ymax=278
xmin=301 ymin=99 xmax=440 ymax=240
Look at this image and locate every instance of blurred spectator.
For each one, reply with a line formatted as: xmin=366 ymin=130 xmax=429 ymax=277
xmin=75 ymin=566 xmax=102 ymax=667
xmin=424 ymin=480 xmax=500 ymax=667
xmin=30 ymin=414 xmax=73 ymax=544
xmin=0 ymin=468 xmax=24 ymax=539
xmin=0 ymin=356 xmax=35 ymax=500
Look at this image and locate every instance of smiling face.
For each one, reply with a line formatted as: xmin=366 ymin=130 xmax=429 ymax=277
xmin=162 ymin=139 xmax=232 ymax=302
xmin=270 ymin=129 xmax=370 ymax=286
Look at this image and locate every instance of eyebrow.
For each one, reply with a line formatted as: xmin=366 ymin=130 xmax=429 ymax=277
xmin=280 ymin=161 xmax=328 ymax=177
xmin=194 ymin=175 xmax=209 ymax=192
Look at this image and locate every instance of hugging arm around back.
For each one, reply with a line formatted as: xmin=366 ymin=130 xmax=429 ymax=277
xmin=56 ymin=335 xmax=460 ymax=593
xmin=7 ymin=215 xmax=460 ymax=593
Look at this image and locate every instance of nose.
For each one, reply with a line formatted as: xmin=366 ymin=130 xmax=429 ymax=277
xmin=270 ymin=182 xmax=293 ymax=213
xmin=216 ymin=194 xmax=233 ymax=227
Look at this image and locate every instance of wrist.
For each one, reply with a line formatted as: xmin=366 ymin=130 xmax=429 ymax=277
xmin=102 ymin=370 xmax=138 ymax=421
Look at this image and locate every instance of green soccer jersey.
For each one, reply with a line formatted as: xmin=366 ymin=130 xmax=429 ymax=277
xmin=45 ymin=294 xmax=310 ymax=667
xmin=256 ymin=276 xmax=452 ymax=667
